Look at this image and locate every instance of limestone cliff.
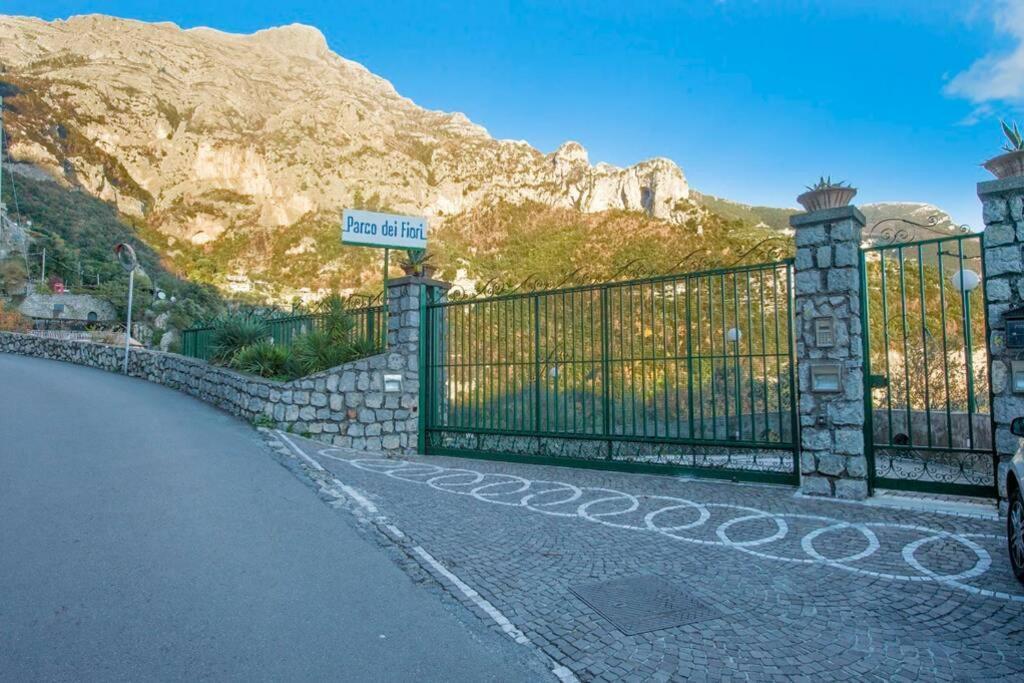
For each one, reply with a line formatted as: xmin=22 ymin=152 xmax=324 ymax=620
xmin=0 ymin=15 xmax=693 ymax=277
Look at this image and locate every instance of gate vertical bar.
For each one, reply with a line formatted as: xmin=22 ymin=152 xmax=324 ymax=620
xmin=533 ymin=294 xmax=542 ymax=433
xmin=601 ymin=286 xmax=612 ymax=458
xmin=785 ymin=263 xmax=799 ymax=476
xmin=860 ymin=251 xmax=876 ymax=495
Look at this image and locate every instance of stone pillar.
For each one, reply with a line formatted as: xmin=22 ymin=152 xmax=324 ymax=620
xmin=978 ymin=176 xmax=1024 ymax=509
xmin=385 ymin=275 xmax=450 ymax=455
xmin=790 ymin=206 xmax=868 ymax=499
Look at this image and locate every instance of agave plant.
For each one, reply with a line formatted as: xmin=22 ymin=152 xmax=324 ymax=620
xmin=984 ymin=120 xmax=1024 ymax=178
xmin=317 ymin=293 xmax=357 ymax=341
xmin=805 ymin=176 xmax=849 ymax=192
xmin=399 ymin=248 xmax=435 ymax=276
xmin=797 ymin=176 xmax=857 ymax=212
xmin=230 ymin=340 xmax=292 ymax=379
xmin=290 ymin=330 xmax=355 ymax=376
xmin=1002 ymin=120 xmax=1024 ymax=152
xmin=209 ymin=313 xmax=269 ymax=363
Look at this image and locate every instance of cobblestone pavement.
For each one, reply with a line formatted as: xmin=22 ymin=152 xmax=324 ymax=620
xmin=270 ymin=432 xmax=1024 ymax=682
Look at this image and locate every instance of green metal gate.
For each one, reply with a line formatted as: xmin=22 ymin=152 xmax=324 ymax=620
xmin=423 ymin=262 xmax=799 ymax=484
xmin=860 ymin=233 xmax=997 ymax=497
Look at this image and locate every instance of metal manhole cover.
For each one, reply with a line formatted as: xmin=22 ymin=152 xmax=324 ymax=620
xmin=569 ymin=575 xmax=719 ymax=635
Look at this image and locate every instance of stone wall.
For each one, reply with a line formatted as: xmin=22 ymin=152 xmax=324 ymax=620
xmin=0 ymin=276 xmax=442 ymax=455
xmin=790 ymin=206 xmax=868 ymax=499
xmin=979 ymin=176 xmax=1024 ymax=503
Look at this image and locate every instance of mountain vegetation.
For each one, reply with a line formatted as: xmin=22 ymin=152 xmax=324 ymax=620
xmin=0 ymin=14 xmax=968 ymax=314
xmin=1 ymin=169 xmax=223 ymax=327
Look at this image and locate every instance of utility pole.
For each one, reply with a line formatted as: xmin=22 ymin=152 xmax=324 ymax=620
xmin=1 ymin=94 xmax=5 ymax=241
xmin=40 ymin=247 xmax=46 ymax=284
xmin=1 ymin=94 xmax=4 ymax=209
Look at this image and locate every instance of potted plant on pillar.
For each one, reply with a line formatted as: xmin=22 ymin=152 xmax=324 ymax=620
xmin=796 ymin=176 xmax=857 ymax=212
xmin=983 ymin=120 xmax=1024 ymax=179
xmin=398 ymin=248 xmax=436 ymax=278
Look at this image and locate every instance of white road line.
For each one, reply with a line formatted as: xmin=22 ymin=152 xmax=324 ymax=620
xmin=272 ymin=434 xmax=578 ymax=681
xmin=412 ymin=545 xmax=532 ymax=646
xmin=276 ymin=430 xmax=325 ymax=472
xmin=278 ymin=431 xmax=381 ymax=515
xmin=334 ymin=478 xmax=379 ymax=515
xmin=551 ymin=665 xmax=580 ymax=683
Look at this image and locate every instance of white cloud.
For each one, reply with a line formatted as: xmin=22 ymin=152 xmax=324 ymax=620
xmin=946 ymin=0 xmax=1024 ymax=104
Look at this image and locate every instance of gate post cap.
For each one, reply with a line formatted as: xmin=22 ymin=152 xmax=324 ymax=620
xmin=790 ymin=205 xmax=866 ymax=229
xmin=387 ymin=275 xmax=452 ymax=291
xmin=977 ymin=175 xmax=1024 ymax=198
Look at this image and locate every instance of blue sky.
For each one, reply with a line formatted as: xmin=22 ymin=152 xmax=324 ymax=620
xmin=6 ymin=1 xmax=1024 ymax=226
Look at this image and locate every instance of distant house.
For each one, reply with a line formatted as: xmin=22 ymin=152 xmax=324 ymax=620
xmin=18 ymin=292 xmax=117 ymax=322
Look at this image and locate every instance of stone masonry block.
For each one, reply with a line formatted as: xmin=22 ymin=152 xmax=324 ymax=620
xmin=834 ymin=428 xmax=863 ymax=455
xmin=795 ymin=271 xmax=821 ymax=294
xmin=817 ymin=452 xmax=846 ymax=476
xmin=984 ymin=196 xmax=1009 ymax=224
xmin=834 ymin=478 xmax=868 ymax=500
xmin=800 ymin=475 xmax=832 ymax=497
xmin=795 ymin=247 xmax=814 ymax=270
xmin=795 ymin=225 xmax=827 ymax=246
xmin=816 ymin=245 xmax=832 ymax=268
xmin=986 ymin=222 xmax=1016 ymax=247
xmin=846 ymin=455 xmax=868 ymax=478
xmin=829 ymin=220 xmax=860 ymax=242
xmin=985 ymin=245 xmax=1023 ymax=277
xmin=802 ymin=428 xmax=831 ymax=451
xmin=987 ymin=277 xmax=1012 ymax=302
xmin=826 ymin=268 xmax=857 ymax=292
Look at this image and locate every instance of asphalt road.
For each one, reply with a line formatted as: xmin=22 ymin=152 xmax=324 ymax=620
xmin=0 ymin=354 xmax=546 ymax=682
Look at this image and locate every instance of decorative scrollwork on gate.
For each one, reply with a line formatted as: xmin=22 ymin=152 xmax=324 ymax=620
xmin=874 ymin=447 xmax=994 ymax=487
xmin=444 ymin=258 xmax=672 ymax=302
xmin=864 ymin=214 xmax=972 ymax=247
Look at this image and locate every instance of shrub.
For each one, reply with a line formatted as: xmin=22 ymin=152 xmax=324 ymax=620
xmin=209 ymin=313 xmax=269 ymax=363
xmin=230 ymin=341 xmax=292 ymax=379
xmin=0 ymin=257 xmax=28 ymax=295
xmin=290 ymin=330 xmax=352 ymax=376
xmin=348 ymin=336 xmax=382 ymax=358
xmin=317 ymin=294 xmax=357 ymax=340
xmin=0 ymin=301 xmax=32 ymax=332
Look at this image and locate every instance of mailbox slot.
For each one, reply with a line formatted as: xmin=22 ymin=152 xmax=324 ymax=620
xmin=810 ymin=363 xmax=843 ymax=393
xmin=1005 ymin=306 xmax=1024 ymax=349
xmin=1013 ymin=361 xmax=1024 ymax=394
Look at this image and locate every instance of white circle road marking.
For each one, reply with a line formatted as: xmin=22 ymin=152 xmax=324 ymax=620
xmin=316 ymin=449 xmax=1022 ymax=602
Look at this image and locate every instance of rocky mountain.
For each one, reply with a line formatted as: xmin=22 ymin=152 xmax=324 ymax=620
xmin=0 ymin=14 xmax=964 ymax=304
xmin=693 ymin=194 xmax=968 ymax=244
xmin=0 ymin=14 xmax=708 ymax=301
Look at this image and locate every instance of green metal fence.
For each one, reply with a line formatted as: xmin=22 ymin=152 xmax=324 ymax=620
xmin=860 ymin=233 xmax=996 ymax=497
xmin=180 ymin=304 xmax=388 ymax=361
xmin=423 ymin=261 xmax=798 ymax=483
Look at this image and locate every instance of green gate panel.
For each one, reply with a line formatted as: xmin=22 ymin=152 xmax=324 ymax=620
xmin=423 ymin=262 xmax=799 ymax=485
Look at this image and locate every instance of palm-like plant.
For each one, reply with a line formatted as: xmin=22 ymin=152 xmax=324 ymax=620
xmin=318 ymin=294 xmax=357 ymax=341
xmin=210 ymin=313 xmax=269 ymax=363
xmin=230 ymin=340 xmax=291 ymax=379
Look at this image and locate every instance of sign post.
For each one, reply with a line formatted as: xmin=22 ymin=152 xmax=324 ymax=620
xmin=341 ymin=209 xmax=429 ymax=305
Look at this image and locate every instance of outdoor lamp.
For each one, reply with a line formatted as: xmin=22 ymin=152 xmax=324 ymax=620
xmin=951 ymin=269 xmax=980 ymax=293
xmin=726 ymin=328 xmax=742 ymax=343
